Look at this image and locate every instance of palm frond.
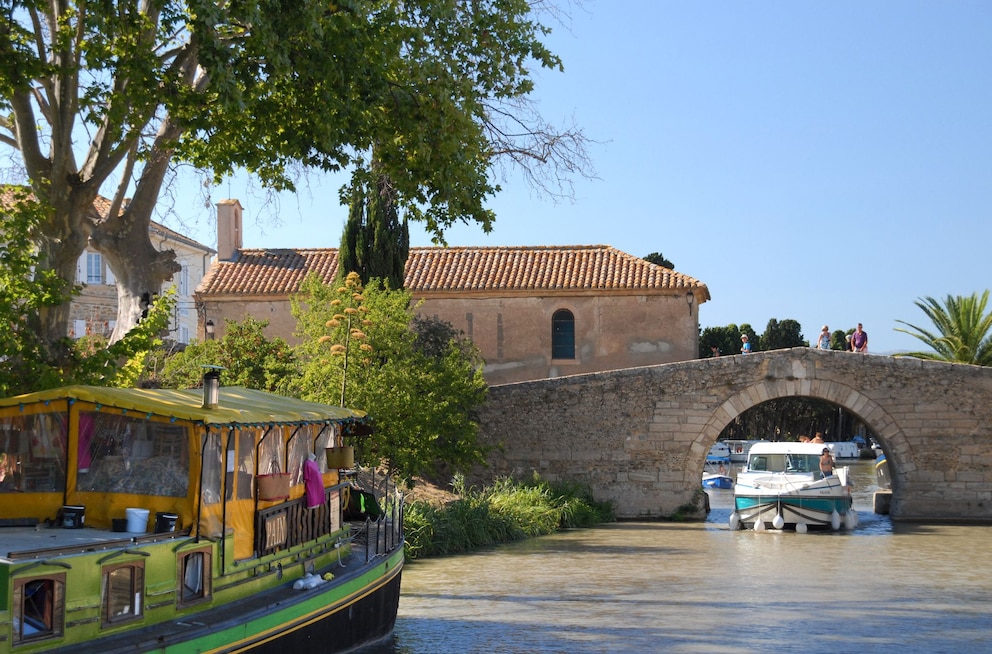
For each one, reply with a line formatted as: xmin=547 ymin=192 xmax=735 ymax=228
xmin=894 ymin=291 xmax=992 ymax=366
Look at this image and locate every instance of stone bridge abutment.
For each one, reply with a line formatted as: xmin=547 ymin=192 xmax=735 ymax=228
xmin=475 ymin=348 xmax=992 ymax=521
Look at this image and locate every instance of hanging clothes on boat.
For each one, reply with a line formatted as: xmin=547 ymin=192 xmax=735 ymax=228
xmin=303 ymin=457 xmax=323 ymax=508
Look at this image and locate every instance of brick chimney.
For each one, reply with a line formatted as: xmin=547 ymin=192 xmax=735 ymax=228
xmin=216 ymin=199 xmax=243 ymax=261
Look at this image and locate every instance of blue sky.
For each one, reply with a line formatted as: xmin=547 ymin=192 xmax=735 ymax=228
xmin=172 ymin=1 xmax=992 ymax=354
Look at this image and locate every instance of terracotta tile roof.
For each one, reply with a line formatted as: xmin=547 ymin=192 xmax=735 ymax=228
xmin=197 ymin=245 xmax=710 ymax=301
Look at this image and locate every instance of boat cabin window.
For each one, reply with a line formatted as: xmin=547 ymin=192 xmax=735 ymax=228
xmin=77 ymin=411 xmax=189 ymax=496
xmin=177 ymin=548 xmax=212 ymax=607
xmin=226 ymin=428 xmax=256 ymax=501
xmin=748 ymin=453 xmax=819 ymax=473
xmin=0 ymin=412 xmax=68 ymax=493
xmin=315 ymin=426 xmax=336 ymax=474
xmin=201 ymin=431 xmax=223 ymax=505
xmin=12 ymin=575 xmax=66 ymax=644
xmin=258 ymin=428 xmax=286 ymax=476
xmin=288 ymin=427 xmax=311 ymax=486
xmin=103 ymin=562 xmax=144 ymax=625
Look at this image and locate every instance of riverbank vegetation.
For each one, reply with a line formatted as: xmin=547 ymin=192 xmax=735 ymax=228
xmin=403 ymin=474 xmax=615 ymax=560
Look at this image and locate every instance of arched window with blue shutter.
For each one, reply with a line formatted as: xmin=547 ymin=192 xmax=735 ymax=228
xmin=552 ymin=309 xmax=575 ymax=360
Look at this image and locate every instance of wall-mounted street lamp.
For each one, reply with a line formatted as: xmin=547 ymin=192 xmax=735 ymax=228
xmin=686 ymin=290 xmax=695 ymax=316
xmin=205 ymin=319 xmax=215 ymax=340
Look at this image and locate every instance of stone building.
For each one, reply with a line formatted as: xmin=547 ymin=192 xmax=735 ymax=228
xmin=195 ymin=200 xmax=710 ymax=385
xmin=70 ymin=199 xmax=215 ymax=345
xmin=1 ymin=188 xmax=214 ymax=345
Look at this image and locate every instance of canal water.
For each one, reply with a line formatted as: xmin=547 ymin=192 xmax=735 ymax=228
xmin=359 ymin=460 xmax=992 ymax=653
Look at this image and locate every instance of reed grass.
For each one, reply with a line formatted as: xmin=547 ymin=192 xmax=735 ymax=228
xmin=403 ymin=473 xmax=614 ymax=560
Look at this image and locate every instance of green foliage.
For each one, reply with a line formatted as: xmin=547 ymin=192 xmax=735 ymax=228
xmin=642 ymin=252 xmax=674 ymax=269
xmin=760 ymin=318 xmax=806 ymax=350
xmin=157 ymin=316 xmax=297 ymax=391
xmin=894 ymin=291 xmax=992 ymax=365
xmin=403 ymin=474 xmax=615 ymax=560
xmin=672 ymin=487 xmax=710 ymax=520
xmin=718 ymin=396 xmax=874 ymax=443
xmin=291 ymin=273 xmax=489 ymax=483
xmin=0 ymin=193 xmax=169 ymax=396
xmin=831 ymin=329 xmax=851 ymax=350
xmin=3 ymin=0 xmax=589 ymax=362
xmin=700 ymin=324 xmax=742 ymax=358
xmin=699 ymin=323 xmax=757 ymax=357
xmin=340 ymin=174 xmax=410 ymax=289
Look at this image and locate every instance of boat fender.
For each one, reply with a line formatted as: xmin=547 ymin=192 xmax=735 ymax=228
xmin=844 ymin=510 xmax=858 ymax=530
xmin=830 ymin=510 xmax=841 ymax=531
xmin=795 ymin=521 xmax=808 ymax=534
xmin=294 ymin=573 xmax=328 ymax=590
xmin=772 ymin=514 xmax=785 ymax=530
xmin=754 ymin=519 xmax=765 ymax=532
xmin=729 ymin=512 xmax=740 ymax=530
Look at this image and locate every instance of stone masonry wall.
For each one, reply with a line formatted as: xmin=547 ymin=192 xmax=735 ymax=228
xmin=475 ymin=348 xmax=992 ymax=521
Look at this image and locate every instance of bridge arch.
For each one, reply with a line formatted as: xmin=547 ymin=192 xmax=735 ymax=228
xmin=692 ymin=377 xmax=909 ymax=495
xmin=477 ymin=348 xmax=992 ymax=521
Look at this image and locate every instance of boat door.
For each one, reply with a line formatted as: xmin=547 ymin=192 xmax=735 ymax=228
xmin=225 ymin=427 xmax=258 ymax=560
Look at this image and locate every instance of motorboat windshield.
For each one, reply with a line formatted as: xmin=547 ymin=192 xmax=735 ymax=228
xmin=747 ymin=453 xmax=820 ymax=473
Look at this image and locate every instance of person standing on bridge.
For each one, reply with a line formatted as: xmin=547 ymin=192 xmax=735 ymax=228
xmin=817 ymin=325 xmax=831 ymax=349
xmin=740 ymin=334 xmax=752 ymax=354
xmin=852 ymin=323 xmax=868 ymax=353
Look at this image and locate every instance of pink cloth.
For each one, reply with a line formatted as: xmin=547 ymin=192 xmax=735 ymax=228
xmin=303 ymin=459 xmax=324 ymax=509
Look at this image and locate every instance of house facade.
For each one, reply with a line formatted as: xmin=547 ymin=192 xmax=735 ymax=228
xmin=0 ymin=187 xmax=214 ymax=346
xmin=196 ymin=201 xmax=710 ymax=385
xmin=71 ymin=220 xmax=215 ymax=345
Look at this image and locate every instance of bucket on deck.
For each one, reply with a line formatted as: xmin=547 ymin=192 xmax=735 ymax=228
xmin=154 ymin=512 xmax=178 ymax=533
xmin=125 ymin=508 xmax=150 ymax=533
xmin=62 ymin=505 xmax=85 ymax=529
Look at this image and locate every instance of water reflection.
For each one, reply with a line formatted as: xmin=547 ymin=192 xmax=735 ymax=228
xmin=360 ymin=460 xmax=992 ymax=653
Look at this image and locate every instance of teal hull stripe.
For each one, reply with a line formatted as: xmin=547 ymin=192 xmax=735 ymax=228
xmin=735 ymin=496 xmax=851 ymax=513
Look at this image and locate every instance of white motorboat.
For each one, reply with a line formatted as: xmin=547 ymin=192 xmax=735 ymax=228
xmin=724 ymin=439 xmax=767 ymax=463
xmin=731 ymin=441 xmax=856 ymax=532
xmin=825 ymin=440 xmax=861 ymax=460
xmin=702 ymin=443 xmax=734 ymax=489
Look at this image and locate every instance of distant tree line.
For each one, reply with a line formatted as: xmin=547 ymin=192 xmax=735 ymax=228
xmin=698 ymin=318 xmax=806 ymax=358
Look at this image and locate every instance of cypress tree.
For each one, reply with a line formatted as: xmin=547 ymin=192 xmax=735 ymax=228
xmin=338 ymin=172 xmax=409 ymax=289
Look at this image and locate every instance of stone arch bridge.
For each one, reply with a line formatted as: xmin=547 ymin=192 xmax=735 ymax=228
xmin=475 ymin=348 xmax=992 ymax=521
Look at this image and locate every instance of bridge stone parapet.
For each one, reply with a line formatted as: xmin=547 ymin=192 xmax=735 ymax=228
xmin=475 ymin=348 xmax=992 ymax=521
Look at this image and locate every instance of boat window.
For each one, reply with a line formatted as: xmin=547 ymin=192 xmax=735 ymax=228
xmin=201 ymin=431 xmax=223 ymax=505
xmin=103 ymin=562 xmax=144 ymax=625
xmin=314 ymin=425 xmax=337 ymax=474
xmin=77 ymin=411 xmax=189 ymax=497
xmin=749 ymin=454 xmax=792 ymax=472
xmin=288 ymin=427 xmax=311 ymax=486
xmin=786 ymin=455 xmax=819 ymax=473
xmin=0 ymin=411 xmax=68 ymax=493
xmin=178 ymin=548 xmax=212 ymax=607
xmin=226 ymin=428 xmax=256 ymax=501
xmin=12 ymin=575 xmax=65 ymax=643
xmin=258 ymin=428 xmax=286 ymax=475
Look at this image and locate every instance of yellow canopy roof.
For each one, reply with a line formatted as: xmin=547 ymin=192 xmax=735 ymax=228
xmin=0 ymin=385 xmax=368 ymax=427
